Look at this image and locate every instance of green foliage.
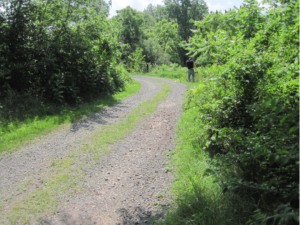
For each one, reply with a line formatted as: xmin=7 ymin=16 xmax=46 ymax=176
xmin=154 ymin=19 xmax=179 ymax=52
xmin=128 ymin=47 xmax=146 ymax=72
xmin=160 ymin=106 xmax=253 ymax=225
xmin=115 ymin=6 xmax=144 ymax=64
xmin=139 ymin=64 xmax=187 ymax=80
xmin=112 ymin=0 xmax=208 ymax=68
xmin=164 ymin=0 xmax=208 ymax=39
xmin=142 ymin=19 xmax=180 ymax=66
xmin=143 ymin=38 xmax=172 ymax=66
xmin=0 ymin=0 xmax=125 ymax=106
xmin=180 ymin=0 xmax=299 ymax=224
xmin=0 ymin=80 xmax=140 ymax=153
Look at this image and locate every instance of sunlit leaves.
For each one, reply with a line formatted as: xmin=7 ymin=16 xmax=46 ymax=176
xmin=184 ymin=0 xmax=299 ymax=223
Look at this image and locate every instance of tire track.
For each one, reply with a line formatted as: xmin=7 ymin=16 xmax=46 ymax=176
xmin=0 ymin=77 xmax=186 ymax=225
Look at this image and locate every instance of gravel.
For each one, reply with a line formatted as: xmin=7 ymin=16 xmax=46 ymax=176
xmin=0 ymin=76 xmax=186 ymax=225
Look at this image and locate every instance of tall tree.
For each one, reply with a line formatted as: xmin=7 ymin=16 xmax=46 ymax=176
xmin=116 ymin=6 xmax=144 ymax=50
xmin=164 ymin=0 xmax=208 ymax=39
xmin=154 ymin=19 xmax=179 ymax=52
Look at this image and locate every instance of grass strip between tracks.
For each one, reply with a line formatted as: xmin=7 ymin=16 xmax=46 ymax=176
xmin=0 ymin=81 xmax=141 ymax=154
xmin=2 ymin=82 xmax=171 ymax=224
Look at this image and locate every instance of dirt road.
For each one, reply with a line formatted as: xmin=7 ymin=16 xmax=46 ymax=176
xmin=0 ymin=76 xmax=186 ymax=225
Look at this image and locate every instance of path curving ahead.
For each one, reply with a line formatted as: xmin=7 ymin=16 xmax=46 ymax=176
xmin=0 ymin=76 xmax=186 ymax=225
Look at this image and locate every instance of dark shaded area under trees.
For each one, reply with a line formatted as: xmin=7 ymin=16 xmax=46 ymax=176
xmin=0 ymin=0 xmax=127 ymax=123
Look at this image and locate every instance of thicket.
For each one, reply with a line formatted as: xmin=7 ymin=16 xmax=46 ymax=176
xmin=171 ymin=0 xmax=299 ymax=224
xmin=0 ymin=0 xmax=134 ymax=133
xmin=0 ymin=0 xmax=128 ymax=124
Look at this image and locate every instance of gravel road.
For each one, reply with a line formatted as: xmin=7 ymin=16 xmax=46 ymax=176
xmin=0 ymin=76 xmax=186 ymax=225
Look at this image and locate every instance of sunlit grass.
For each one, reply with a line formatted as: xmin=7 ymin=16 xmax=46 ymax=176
xmin=158 ymin=87 xmax=252 ymax=225
xmin=0 ymin=81 xmax=141 ymax=154
xmin=82 ymin=82 xmax=171 ymax=158
xmin=135 ymin=63 xmax=203 ymax=87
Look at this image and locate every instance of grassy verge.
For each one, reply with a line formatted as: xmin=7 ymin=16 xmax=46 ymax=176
xmin=3 ymin=82 xmax=171 ymax=224
xmin=152 ymin=65 xmax=253 ymax=225
xmin=135 ymin=63 xmax=202 ymax=84
xmin=0 ymin=81 xmax=141 ymax=154
xmin=159 ymin=106 xmax=250 ymax=225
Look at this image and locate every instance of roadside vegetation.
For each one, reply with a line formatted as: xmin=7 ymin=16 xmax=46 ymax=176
xmin=1 ymin=0 xmax=298 ymax=224
xmin=0 ymin=79 xmax=140 ymax=154
xmin=0 ymin=0 xmax=208 ymax=153
xmin=155 ymin=0 xmax=299 ymax=224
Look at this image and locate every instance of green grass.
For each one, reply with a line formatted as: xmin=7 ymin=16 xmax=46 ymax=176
xmin=81 ymin=82 xmax=171 ymax=158
xmin=157 ymin=106 xmax=250 ymax=225
xmin=134 ymin=66 xmax=251 ymax=224
xmin=2 ymin=82 xmax=171 ymax=224
xmin=147 ymin=66 xmax=253 ymax=225
xmin=135 ymin=63 xmax=202 ymax=85
xmin=0 ymin=81 xmax=141 ymax=154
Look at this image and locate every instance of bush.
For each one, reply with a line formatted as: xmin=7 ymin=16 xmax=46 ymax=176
xmin=0 ymin=0 xmax=125 ymax=105
xmin=180 ymin=0 xmax=299 ymax=224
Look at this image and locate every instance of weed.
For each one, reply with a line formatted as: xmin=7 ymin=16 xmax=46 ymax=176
xmin=164 ymin=167 xmax=171 ymax=173
xmin=157 ymin=193 xmax=164 ymax=199
xmin=153 ymin=201 xmax=159 ymax=206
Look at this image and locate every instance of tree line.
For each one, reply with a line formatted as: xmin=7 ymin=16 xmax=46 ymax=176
xmin=0 ymin=0 xmax=127 ymax=105
xmin=0 ymin=0 xmax=208 ymax=107
xmin=113 ymin=0 xmax=208 ymax=69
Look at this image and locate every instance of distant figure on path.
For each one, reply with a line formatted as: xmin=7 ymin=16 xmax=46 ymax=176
xmin=146 ymin=63 xmax=149 ymax=72
xmin=186 ymin=58 xmax=195 ymax=82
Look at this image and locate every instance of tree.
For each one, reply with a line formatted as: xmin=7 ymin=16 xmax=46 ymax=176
xmin=0 ymin=0 xmax=124 ymax=104
xmin=128 ymin=47 xmax=145 ymax=71
xmin=164 ymin=0 xmax=208 ymax=39
xmin=143 ymin=38 xmax=171 ymax=65
xmin=116 ymin=6 xmax=144 ymax=50
xmin=143 ymin=4 xmax=168 ymax=23
xmin=154 ymin=19 xmax=179 ymax=52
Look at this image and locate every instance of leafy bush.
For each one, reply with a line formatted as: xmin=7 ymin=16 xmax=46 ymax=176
xmin=181 ymin=0 xmax=299 ymax=223
xmin=0 ymin=0 xmax=125 ymax=105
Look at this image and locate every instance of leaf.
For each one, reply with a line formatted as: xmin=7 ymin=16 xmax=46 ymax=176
xmin=263 ymin=98 xmax=272 ymax=107
xmin=280 ymin=115 xmax=290 ymax=125
xmin=266 ymin=217 xmax=275 ymax=225
xmin=278 ymin=156 xmax=289 ymax=166
xmin=269 ymin=154 xmax=278 ymax=165
xmin=289 ymin=126 xmax=298 ymax=133
xmin=274 ymin=217 xmax=281 ymax=225
xmin=211 ymin=134 xmax=216 ymax=141
xmin=274 ymin=105 xmax=284 ymax=114
xmin=271 ymin=99 xmax=279 ymax=108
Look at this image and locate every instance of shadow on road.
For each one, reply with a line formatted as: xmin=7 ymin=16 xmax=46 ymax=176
xmin=40 ymin=206 xmax=168 ymax=225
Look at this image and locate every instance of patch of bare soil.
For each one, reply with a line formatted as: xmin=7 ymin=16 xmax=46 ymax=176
xmin=0 ymin=77 xmax=186 ymax=225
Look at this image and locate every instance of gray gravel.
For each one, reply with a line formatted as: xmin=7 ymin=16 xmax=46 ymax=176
xmin=0 ymin=76 xmax=186 ymax=225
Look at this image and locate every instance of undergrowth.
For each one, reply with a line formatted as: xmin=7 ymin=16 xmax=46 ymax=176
xmin=136 ymin=64 xmax=192 ymax=82
xmin=159 ymin=0 xmax=299 ymax=224
xmin=153 ymin=67 xmax=252 ymax=225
